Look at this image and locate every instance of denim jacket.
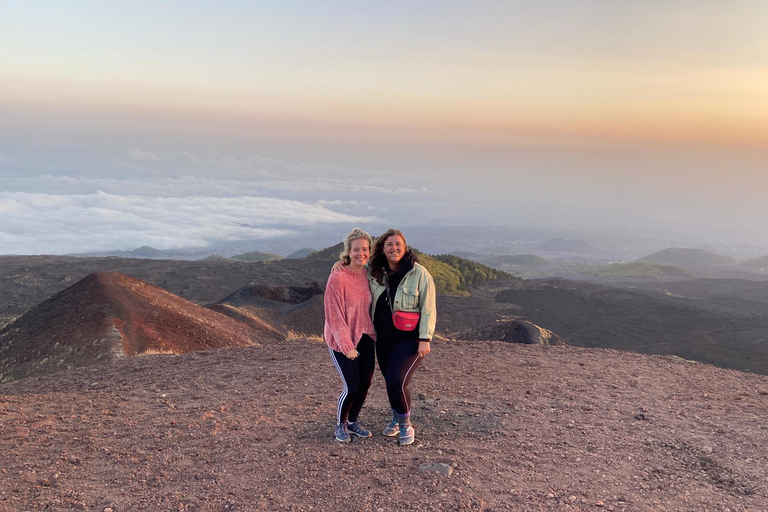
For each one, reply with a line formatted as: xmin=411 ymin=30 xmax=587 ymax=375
xmin=368 ymin=262 xmax=436 ymax=341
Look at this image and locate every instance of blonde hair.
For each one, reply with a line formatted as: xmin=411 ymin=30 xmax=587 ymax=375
xmin=340 ymin=227 xmax=372 ymax=265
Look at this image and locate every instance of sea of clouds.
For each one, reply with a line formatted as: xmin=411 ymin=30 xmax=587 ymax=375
xmin=0 ymin=147 xmax=432 ymax=255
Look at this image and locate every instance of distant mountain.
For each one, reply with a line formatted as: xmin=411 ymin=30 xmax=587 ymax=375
xmin=285 ymin=248 xmax=317 ymax=259
xmin=535 ymin=238 xmax=600 ymax=254
xmin=230 ymin=251 xmax=282 ymax=262
xmin=130 ymin=245 xmax=165 ymax=257
xmin=637 ymin=248 xmax=736 ymax=266
xmin=740 ymin=255 xmax=768 ymax=270
xmin=0 ymin=272 xmax=261 ymax=383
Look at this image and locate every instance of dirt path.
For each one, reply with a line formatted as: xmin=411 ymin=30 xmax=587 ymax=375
xmin=2 ymin=339 xmax=767 ymax=511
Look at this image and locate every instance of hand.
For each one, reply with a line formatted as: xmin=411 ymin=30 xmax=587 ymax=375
xmin=331 ymin=261 xmax=345 ymax=273
xmin=417 ymin=341 xmax=431 ymax=357
xmin=345 ymin=348 xmax=359 ymax=360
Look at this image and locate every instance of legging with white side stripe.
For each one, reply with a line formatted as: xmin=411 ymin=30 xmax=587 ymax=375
xmin=329 ymin=335 xmax=375 ymax=424
xmin=376 ymin=336 xmax=422 ymax=415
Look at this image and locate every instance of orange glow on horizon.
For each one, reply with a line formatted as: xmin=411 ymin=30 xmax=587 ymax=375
xmin=2 ymin=74 xmax=767 ymax=152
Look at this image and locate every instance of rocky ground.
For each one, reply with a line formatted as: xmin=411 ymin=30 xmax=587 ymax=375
xmin=2 ymin=338 xmax=767 ymax=511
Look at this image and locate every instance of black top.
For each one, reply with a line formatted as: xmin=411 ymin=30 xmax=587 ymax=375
xmin=373 ymin=251 xmax=419 ymax=342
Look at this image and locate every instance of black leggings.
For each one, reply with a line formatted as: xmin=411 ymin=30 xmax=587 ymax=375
xmin=376 ymin=336 xmax=422 ymax=415
xmin=329 ymin=335 xmax=376 ymax=424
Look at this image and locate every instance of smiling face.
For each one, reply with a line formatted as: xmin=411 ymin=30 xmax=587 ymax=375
xmin=348 ymin=238 xmax=370 ymax=271
xmin=384 ymin=235 xmax=406 ymax=269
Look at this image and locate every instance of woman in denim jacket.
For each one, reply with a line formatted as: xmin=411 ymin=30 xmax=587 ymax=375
xmin=367 ymin=229 xmax=436 ymax=446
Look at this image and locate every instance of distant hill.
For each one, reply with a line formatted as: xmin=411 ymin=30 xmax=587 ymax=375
xmin=637 ymin=247 xmax=736 ymax=266
xmin=0 ymin=272 xmax=261 ymax=383
xmin=580 ymin=261 xmax=695 ymax=279
xmin=230 ymin=251 xmax=282 ymax=262
xmin=740 ymin=255 xmax=768 ymax=270
xmin=131 ymin=245 xmax=165 ymax=257
xmin=535 ymin=238 xmax=600 ymax=254
xmin=285 ymin=248 xmax=317 ymax=259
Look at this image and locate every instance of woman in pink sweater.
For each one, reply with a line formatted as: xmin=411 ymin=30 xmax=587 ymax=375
xmin=324 ymin=227 xmax=377 ymax=443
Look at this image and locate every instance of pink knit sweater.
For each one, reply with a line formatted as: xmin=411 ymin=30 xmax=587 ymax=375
xmin=323 ymin=267 xmax=376 ymax=354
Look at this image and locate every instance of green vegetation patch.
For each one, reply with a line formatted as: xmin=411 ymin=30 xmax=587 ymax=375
xmin=419 ymin=253 xmax=515 ymax=296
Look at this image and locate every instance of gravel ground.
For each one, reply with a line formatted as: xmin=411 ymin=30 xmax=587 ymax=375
xmin=2 ymin=339 xmax=767 ymax=511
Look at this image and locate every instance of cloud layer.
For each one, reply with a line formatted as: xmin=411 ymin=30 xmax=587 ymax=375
xmin=0 ymin=147 xmax=430 ymax=254
xmin=0 ymin=189 xmax=377 ymax=255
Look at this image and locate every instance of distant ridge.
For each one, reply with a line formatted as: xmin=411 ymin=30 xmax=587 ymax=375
xmin=285 ymin=248 xmax=317 ymax=259
xmin=581 ymin=261 xmax=695 ymax=279
xmin=230 ymin=251 xmax=282 ymax=262
xmin=0 ymin=272 xmax=258 ymax=383
xmin=130 ymin=245 xmax=165 ymax=257
xmin=637 ymin=247 xmax=736 ymax=266
xmin=740 ymin=255 xmax=768 ymax=270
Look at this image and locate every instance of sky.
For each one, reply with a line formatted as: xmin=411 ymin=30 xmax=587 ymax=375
xmin=2 ymin=1 xmax=768 ymax=255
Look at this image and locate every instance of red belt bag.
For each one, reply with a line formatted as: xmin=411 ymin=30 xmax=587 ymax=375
xmin=384 ymin=272 xmax=420 ymax=331
xmin=392 ymin=310 xmax=420 ymax=331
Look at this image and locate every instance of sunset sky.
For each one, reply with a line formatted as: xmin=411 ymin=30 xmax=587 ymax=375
xmin=2 ymin=1 xmax=768 ymax=255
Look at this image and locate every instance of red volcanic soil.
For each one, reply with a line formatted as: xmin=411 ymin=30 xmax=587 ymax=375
xmin=0 ymin=272 xmax=271 ymax=383
xmin=1 ymin=338 xmax=767 ymax=511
